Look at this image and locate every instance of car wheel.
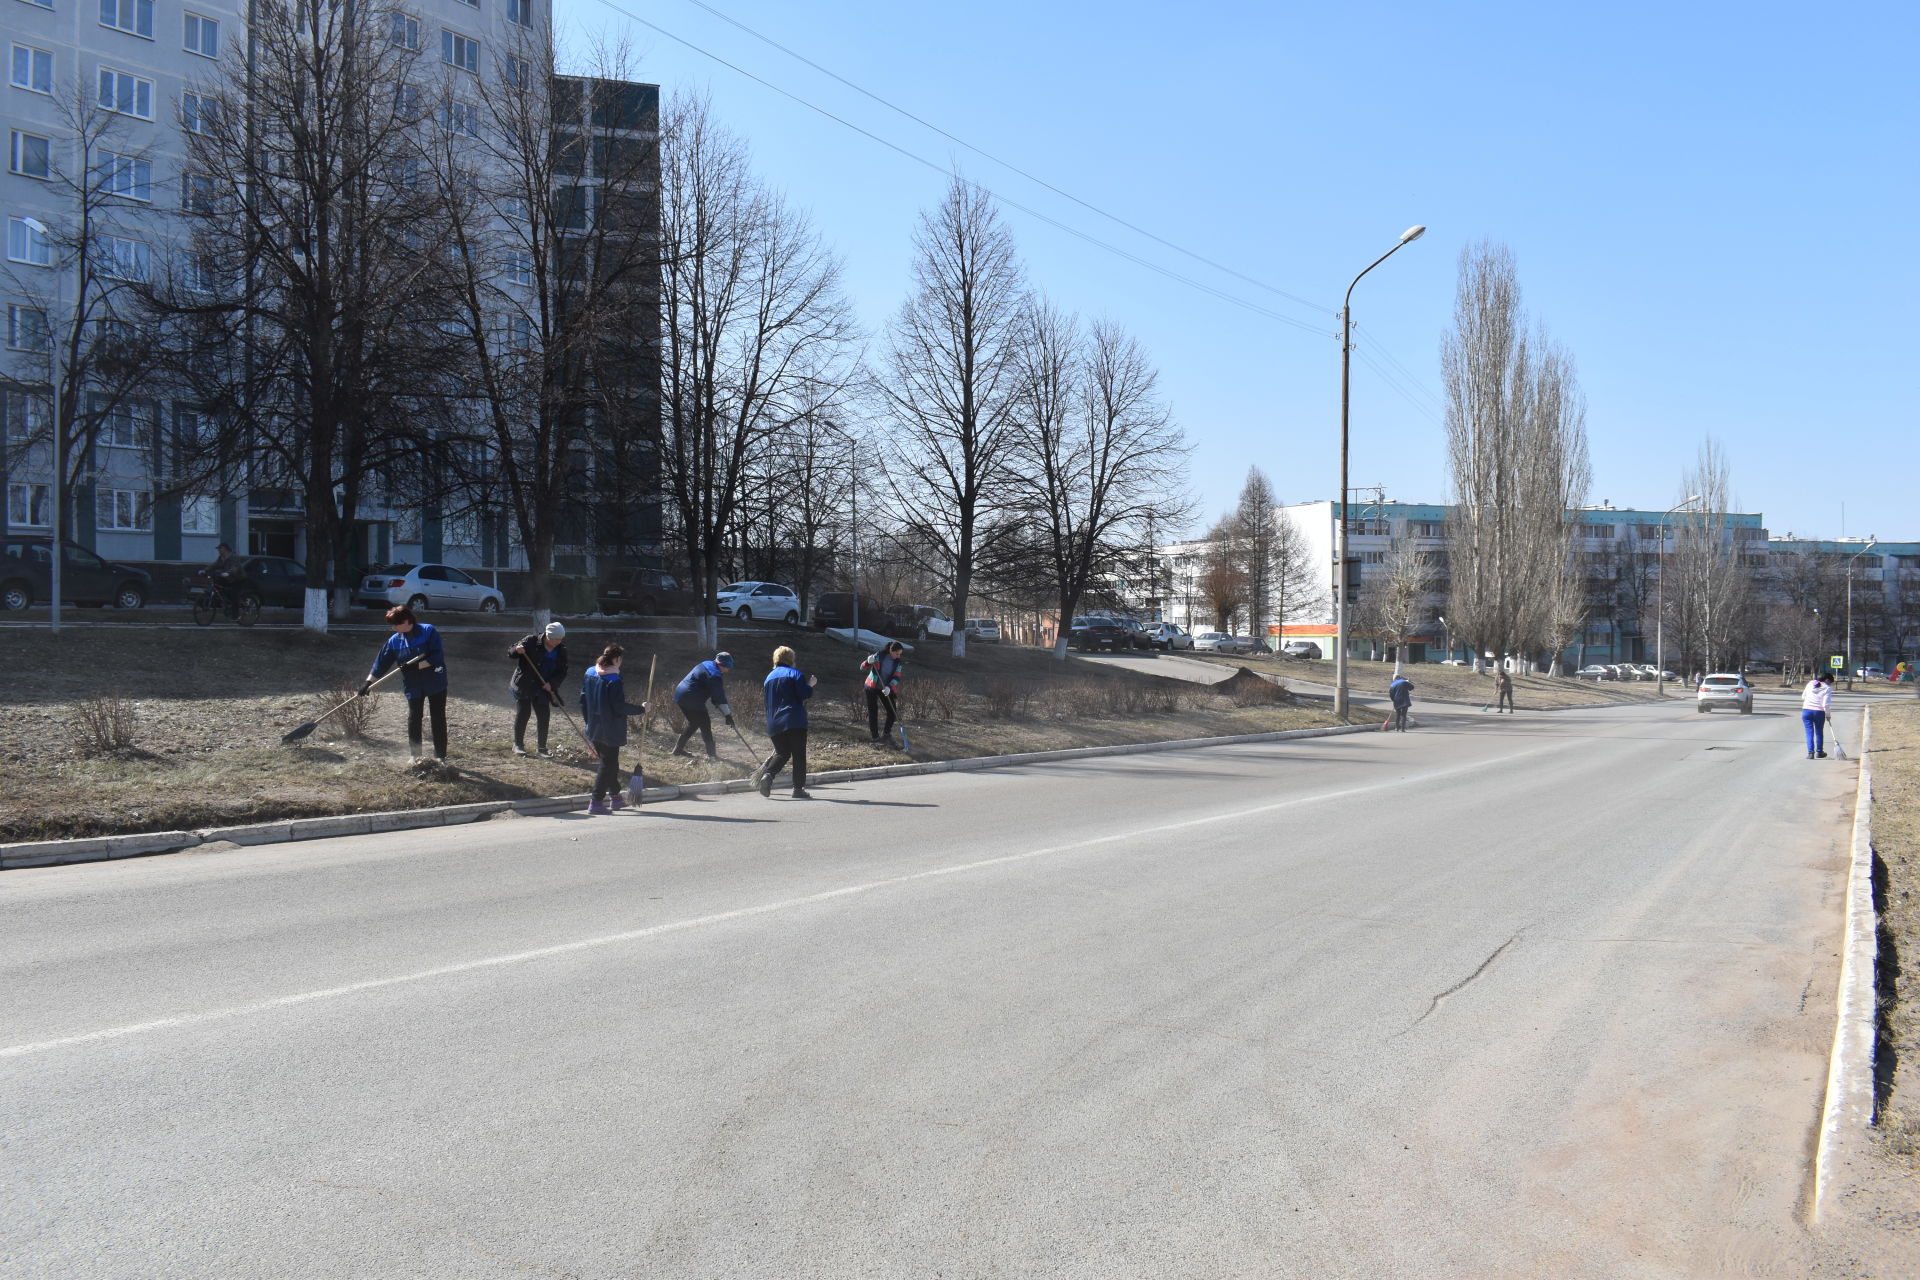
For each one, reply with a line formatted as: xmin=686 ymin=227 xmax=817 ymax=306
xmin=1697 ymin=705 xmax=1708 ymax=713
xmin=784 ymin=610 xmax=799 ymax=626
xmin=480 ymin=597 xmax=500 ymax=613
xmin=114 ymin=583 xmax=146 ymax=610
xmin=740 ymin=607 xmax=754 ymax=622
xmin=1 ymin=582 xmax=31 ymax=611
xmin=1740 ymin=702 xmax=1752 ymax=714
xmin=407 ymin=594 xmax=429 ymax=612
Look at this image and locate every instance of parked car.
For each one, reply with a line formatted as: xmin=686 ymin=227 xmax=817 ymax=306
xmin=0 ymin=536 xmax=151 ymax=611
xmin=1697 ymin=672 xmax=1753 ymax=713
xmin=1855 ymin=664 xmax=1887 ymax=679
xmin=1116 ymin=618 xmax=1156 ymax=650
xmin=597 ymin=567 xmax=696 ymax=616
xmin=1069 ymin=616 xmax=1130 ymax=652
xmin=964 ymin=617 xmax=1002 ymax=643
xmin=356 ymin=563 xmax=504 ymax=613
xmin=907 ymin=605 xmax=954 ymax=639
xmin=185 ymin=554 xmax=308 ymax=609
xmin=717 ymin=581 xmax=801 ymax=624
xmin=1281 ymin=640 xmax=1322 ymax=660
xmin=1573 ymin=665 xmax=1612 ymax=681
xmin=1192 ymin=632 xmax=1244 ymax=653
xmin=811 ymin=592 xmax=903 ymax=634
xmin=1145 ymin=622 xmax=1193 ymax=651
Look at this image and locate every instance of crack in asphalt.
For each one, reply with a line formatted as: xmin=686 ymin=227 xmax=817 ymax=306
xmin=1400 ymin=929 xmax=1526 ymax=1034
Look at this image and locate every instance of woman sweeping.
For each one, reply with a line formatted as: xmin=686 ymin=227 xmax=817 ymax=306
xmin=757 ymin=645 xmax=816 ymax=801
xmin=580 ymin=644 xmax=648 ymax=814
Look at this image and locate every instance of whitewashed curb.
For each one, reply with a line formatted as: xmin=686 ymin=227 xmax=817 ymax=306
xmin=1 ymin=722 xmax=1380 ymax=869
xmin=1813 ymin=706 xmax=1878 ymax=1222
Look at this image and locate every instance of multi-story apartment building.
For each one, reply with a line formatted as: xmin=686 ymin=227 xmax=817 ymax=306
xmin=1 ymin=0 xmax=659 ymax=601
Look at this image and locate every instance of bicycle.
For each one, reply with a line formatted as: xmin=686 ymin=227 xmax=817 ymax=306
xmin=193 ymin=579 xmax=261 ymax=627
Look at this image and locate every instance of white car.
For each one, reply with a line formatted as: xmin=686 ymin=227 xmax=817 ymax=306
xmin=964 ymin=618 xmax=1001 ymax=643
xmin=716 ymin=581 xmax=801 ymax=624
xmin=1696 ymin=673 xmax=1753 ymax=713
xmin=908 ymin=605 xmax=955 ymax=638
xmin=1192 ymin=632 xmax=1240 ymax=653
xmin=357 ymin=563 xmax=504 ymax=613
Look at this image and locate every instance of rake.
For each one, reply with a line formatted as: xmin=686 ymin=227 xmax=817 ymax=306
xmin=280 ymin=663 xmax=411 ymax=743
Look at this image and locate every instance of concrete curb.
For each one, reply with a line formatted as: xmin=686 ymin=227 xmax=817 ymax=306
xmin=1 ymin=721 xmax=1380 ymax=869
xmin=1813 ymin=705 xmax=1878 ymax=1223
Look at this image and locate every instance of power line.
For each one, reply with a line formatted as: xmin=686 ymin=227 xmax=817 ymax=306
xmin=670 ymin=0 xmax=1337 ymax=320
xmin=1352 ymin=322 xmax=1444 ymax=414
xmin=586 ymin=0 xmax=1334 ymax=336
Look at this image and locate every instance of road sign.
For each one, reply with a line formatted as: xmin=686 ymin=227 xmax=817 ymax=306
xmin=1830 ymin=655 xmax=1845 ymax=670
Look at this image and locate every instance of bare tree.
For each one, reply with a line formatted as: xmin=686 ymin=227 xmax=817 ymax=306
xmin=1197 ymin=518 xmax=1247 ymax=632
xmin=1359 ymin=536 xmax=1438 ymax=676
xmin=882 ymin=178 xmax=1028 ymax=657
xmin=1665 ymin=438 xmax=1757 ymax=676
xmin=655 ymin=94 xmax=854 ymax=647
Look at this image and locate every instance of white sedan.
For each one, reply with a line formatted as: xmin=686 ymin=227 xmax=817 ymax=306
xmin=716 ymin=581 xmax=802 ymax=624
xmin=1192 ymin=632 xmax=1242 ymax=653
xmin=357 ymin=563 xmax=505 ymax=613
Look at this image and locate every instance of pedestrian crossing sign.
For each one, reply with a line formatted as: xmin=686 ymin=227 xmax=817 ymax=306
xmin=1829 ymin=655 xmax=1845 ymax=669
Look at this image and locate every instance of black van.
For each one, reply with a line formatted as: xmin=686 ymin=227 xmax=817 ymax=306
xmin=0 ymin=536 xmax=151 ymax=611
xmin=810 ymin=591 xmax=910 ymax=635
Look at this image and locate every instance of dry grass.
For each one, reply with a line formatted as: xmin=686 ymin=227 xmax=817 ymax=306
xmin=69 ymin=692 xmax=140 ymax=754
xmin=0 ymin=624 xmax=1341 ymax=842
xmin=1868 ymin=699 xmax=1920 ymax=1167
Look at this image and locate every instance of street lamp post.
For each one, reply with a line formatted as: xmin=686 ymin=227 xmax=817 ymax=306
xmin=1334 ymin=224 xmax=1425 ymax=721
xmin=1655 ymin=494 xmax=1704 ymax=696
xmin=1847 ymin=539 xmax=1879 ymax=691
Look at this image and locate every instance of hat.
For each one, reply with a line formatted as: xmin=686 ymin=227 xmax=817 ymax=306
xmin=715 ymin=651 xmax=734 ymax=669
xmin=544 ymin=622 xmax=566 ymax=640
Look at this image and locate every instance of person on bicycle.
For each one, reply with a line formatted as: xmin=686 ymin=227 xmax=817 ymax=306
xmin=207 ymin=543 xmax=252 ymax=617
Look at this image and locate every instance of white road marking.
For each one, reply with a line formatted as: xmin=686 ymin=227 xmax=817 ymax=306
xmin=1 ymin=743 xmax=1555 ymax=1059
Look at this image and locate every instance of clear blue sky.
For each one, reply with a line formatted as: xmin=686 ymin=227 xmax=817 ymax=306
xmin=554 ymin=0 xmax=1917 ymax=541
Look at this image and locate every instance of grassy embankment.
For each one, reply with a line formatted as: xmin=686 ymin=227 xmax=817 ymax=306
xmin=1867 ymin=698 xmax=1920 ymax=1170
xmin=0 ymin=624 xmax=1338 ymax=842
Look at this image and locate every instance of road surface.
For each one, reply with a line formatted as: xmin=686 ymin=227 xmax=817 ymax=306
xmin=1 ymin=692 xmax=1864 ymax=1277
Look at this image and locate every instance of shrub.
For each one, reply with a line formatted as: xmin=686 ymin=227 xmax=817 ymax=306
xmin=72 ymin=692 xmax=139 ymax=754
xmin=316 ymin=682 xmax=374 ymax=740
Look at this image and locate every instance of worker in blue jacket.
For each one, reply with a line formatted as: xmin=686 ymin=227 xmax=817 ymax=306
xmin=579 ymin=643 xmax=648 ymax=814
xmin=363 ymin=604 xmax=449 ymax=759
xmin=757 ymin=644 xmax=816 ymax=800
xmin=670 ymin=651 xmax=734 ymax=760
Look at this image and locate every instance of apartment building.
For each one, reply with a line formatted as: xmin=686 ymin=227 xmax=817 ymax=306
xmin=1 ymin=0 xmax=660 ymax=600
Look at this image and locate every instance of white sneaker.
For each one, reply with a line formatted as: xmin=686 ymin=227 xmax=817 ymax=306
xmin=512 ymin=745 xmax=528 ymax=756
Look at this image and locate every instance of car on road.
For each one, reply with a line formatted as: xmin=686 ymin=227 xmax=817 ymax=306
xmin=0 ymin=536 xmax=151 ymax=611
xmin=1573 ymin=665 xmax=1612 ymax=681
xmin=1855 ymin=664 xmax=1886 ymax=679
xmin=597 ymin=567 xmax=696 ymax=616
xmin=1144 ymin=622 xmax=1193 ymax=651
xmin=717 ymin=581 xmax=802 ymax=624
xmin=1192 ymin=632 xmax=1245 ymax=654
xmin=964 ymin=617 xmax=1001 ymax=643
xmin=1697 ymin=672 xmax=1753 ymax=713
xmin=356 ymin=563 xmax=504 ymax=613
xmin=1070 ymin=616 xmax=1131 ymax=652
xmin=186 ymin=555 xmax=308 ymax=610
xmin=907 ymin=605 xmax=955 ymax=639
xmin=1281 ymin=640 xmax=1322 ymax=660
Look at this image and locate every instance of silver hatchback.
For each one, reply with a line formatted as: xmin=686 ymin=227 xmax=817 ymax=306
xmin=1696 ymin=673 xmax=1752 ymax=714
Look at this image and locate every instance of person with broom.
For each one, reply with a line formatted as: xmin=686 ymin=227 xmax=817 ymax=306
xmin=580 ymin=643 xmax=647 ymax=814
xmin=861 ymin=640 xmax=907 ymax=746
xmin=363 ymin=605 xmax=449 ymax=760
xmin=669 ymin=651 xmax=735 ymax=761
xmin=1387 ymin=672 xmax=1415 ymax=732
xmin=508 ymin=622 xmax=570 ymax=757
xmin=757 ymin=645 xmax=816 ymax=800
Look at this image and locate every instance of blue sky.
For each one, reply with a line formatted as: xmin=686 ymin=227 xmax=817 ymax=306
xmin=554 ymin=0 xmax=1917 ymax=541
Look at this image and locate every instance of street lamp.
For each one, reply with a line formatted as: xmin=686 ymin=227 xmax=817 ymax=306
xmin=1655 ymin=494 xmax=1704 ymax=695
xmin=1847 ymin=539 xmax=1879 ymax=690
xmin=1334 ymin=224 xmax=1425 ymax=720
xmin=22 ymin=216 xmax=64 ymax=635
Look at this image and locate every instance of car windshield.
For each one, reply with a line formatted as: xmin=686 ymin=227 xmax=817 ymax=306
xmin=722 ymin=582 xmax=755 ymax=594
xmin=370 ymin=564 xmax=416 ymax=575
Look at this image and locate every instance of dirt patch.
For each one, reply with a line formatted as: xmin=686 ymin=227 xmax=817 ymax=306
xmin=1868 ymin=700 xmax=1920 ymax=1166
xmin=0 ymin=625 xmax=1341 ymax=842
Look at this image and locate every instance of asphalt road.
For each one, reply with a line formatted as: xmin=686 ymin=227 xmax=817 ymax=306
xmin=1 ymin=692 xmax=1865 ymax=1277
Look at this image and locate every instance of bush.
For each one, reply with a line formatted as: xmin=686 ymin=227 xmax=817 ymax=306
xmin=316 ymin=682 xmax=374 ymax=740
xmin=72 ymin=692 xmax=139 ymax=754
xmin=983 ymin=676 xmax=1041 ymax=719
xmin=899 ymin=674 xmax=964 ymax=723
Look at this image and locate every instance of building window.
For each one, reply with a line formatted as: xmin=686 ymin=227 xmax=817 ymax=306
xmin=391 ymin=13 xmax=420 ymax=49
xmin=441 ymin=30 xmax=478 ymax=73
xmin=8 ymin=483 xmax=51 ymax=527
xmin=99 ymin=234 xmax=150 ymax=280
xmin=442 ymin=100 xmax=479 ymax=137
xmin=505 ymin=250 xmax=532 ymax=286
xmin=7 ymin=217 xmax=55 ymax=266
xmin=6 ymin=304 xmax=48 ymax=350
xmin=181 ymin=255 xmax=215 ymax=294
xmin=181 ymin=493 xmax=220 ymax=534
xmin=1410 ymin=521 xmax=1446 ymax=537
xmin=10 ymin=43 xmax=55 ymax=94
xmin=183 ymin=11 xmax=219 ymax=56
xmin=9 ymin=130 xmax=52 ymax=179
xmin=505 ymin=314 xmax=533 ymax=348
xmin=504 ymin=55 xmax=529 ymax=87
xmin=99 ymin=150 xmax=152 ymax=200
xmin=99 ymin=0 xmax=155 ymax=38
xmin=507 ymin=0 xmax=530 ymax=25
xmin=95 ymin=398 xmax=149 ymax=448
xmin=181 ymin=172 xmax=215 ymax=213
xmin=181 ymin=91 xmax=218 ymax=134
xmin=5 ymin=391 xmax=51 ymax=439
xmin=98 ymin=67 xmax=155 ymax=118
xmin=98 ymin=487 xmax=152 ymax=531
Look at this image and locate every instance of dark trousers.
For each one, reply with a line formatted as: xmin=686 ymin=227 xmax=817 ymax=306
xmin=1497 ymin=687 xmax=1514 ymax=712
xmin=865 ymin=686 xmax=897 ymax=739
xmin=407 ymin=691 xmax=449 ymax=758
xmin=592 ymin=741 xmax=622 ymax=800
xmin=674 ymin=702 xmax=715 ymax=756
xmin=1802 ymin=709 xmax=1826 ymax=754
xmin=761 ymin=727 xmax=808 ymax=793
xmin=1392 ymin=705 xmax=1410 ymax=731
xmin=513 ymin=696 xmax=552 ymax=750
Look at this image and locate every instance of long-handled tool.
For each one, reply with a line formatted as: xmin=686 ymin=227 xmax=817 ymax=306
xmin=1833 ymin=714 xmax=1850 ymax=761
xmin=884 ymin=690 xmax=910 ymax=752
xmin=513 ymin=647 xmax=597 ymax=760
xmin=280 ymin=662 xmax=409 ymax=743
xmin=626 ymin=654 xmax=657 ymax=805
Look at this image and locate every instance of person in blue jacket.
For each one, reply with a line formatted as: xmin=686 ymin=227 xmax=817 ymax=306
xmin=757 ymin=644 xmax=816 ymax=800
xmin=579 ymin=643 xmax=648 ymax=814
xmin=1387 ymin=674 xmax=1414 ymax=731
xmin=669 ymin=651 xmax=734 ymax=760
xmin=363 ymin=604 xmax=449 ymax=759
